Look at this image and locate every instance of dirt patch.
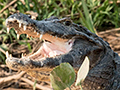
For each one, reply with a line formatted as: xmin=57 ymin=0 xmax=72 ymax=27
xmin=98 ymin=28 xmax=120 ymax=55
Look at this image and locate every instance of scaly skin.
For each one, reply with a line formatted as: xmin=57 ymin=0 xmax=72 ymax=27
xmin=5 ymin=13 xmax=120 ymax=90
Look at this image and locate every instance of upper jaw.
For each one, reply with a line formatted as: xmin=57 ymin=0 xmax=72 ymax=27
xmin=5 ymin=13 xmax=75 ymax=69
xmin=6 ymin=13 xmax=34 ymax=26
xmin=6 ymin=16 xmax=70 ymax=43
xmin=6 ymin=13 xmax=79 ymax=40
xmin=5 ymin=13 xmax=72 ymax=47
xmin=6 ymin=13 xmax=38 ymax=37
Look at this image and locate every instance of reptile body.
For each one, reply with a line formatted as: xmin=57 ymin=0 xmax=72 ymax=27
xmin=5 ymin=13 xmax=120 ymax=90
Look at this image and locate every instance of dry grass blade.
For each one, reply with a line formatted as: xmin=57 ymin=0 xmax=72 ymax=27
xmin=99 ymin=28 xmax=120 ymax=34
xmin=21 ymin=77 xmax=52 ymax=90
xmin=0 ymin=0 xmax=17 ymax=13
xmin=0 ymin=71 xmax=26 ymax=89
xmin=0 ymin=47 xmax=6 ymax=54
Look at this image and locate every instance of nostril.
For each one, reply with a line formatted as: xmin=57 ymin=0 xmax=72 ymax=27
xmin=65 ymin=20 xmax=72 ymax=26
xmin=8 ymin=21 xmax=12 ymax=24
xmin=14 ymin=20 xmax=17 ymax=22
xmin=27 ymin=14 xmax=31 ymax=18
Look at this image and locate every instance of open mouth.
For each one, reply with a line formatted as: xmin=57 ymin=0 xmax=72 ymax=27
xmin=5 ymin=13 xmax=75 ymax=63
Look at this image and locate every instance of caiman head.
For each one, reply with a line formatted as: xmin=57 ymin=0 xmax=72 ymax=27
xmin=5 ymin=13 xmax=109 ymax=70
xmin=5 ymin=13 xmax=79 ymax=69
xmin=5 ymin=13 xmax=120 ymax=89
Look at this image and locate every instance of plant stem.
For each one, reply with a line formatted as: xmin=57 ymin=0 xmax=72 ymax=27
xmin=68 ymin=87 xmax=71 ymax=90
xmin=33 ymin=79 xmax=37 ymax=90
xmin=80 ymin=84 xmax=83 ymax=90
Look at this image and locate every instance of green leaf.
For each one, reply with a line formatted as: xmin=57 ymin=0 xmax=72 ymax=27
xmin=50 ymin=63 xmax=76 ymax=90
xmin=24 ymin=0 xmax=30 ymax=10
xmin=27 ymin=42 xmax=32 ymax=53
xmin=33 ymin=80 xmax=37 ymax=90
xmin=75 ymin=56 xmax=89 ymax=86
xmin=80 ymin=0 xmax=96 ymax=34
xmin=71 ymin=0 xmax=74 ymax=3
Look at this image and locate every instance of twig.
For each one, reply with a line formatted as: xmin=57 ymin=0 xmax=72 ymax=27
xmin=0 ymin=47 xmax=6 ymax=55
xmin=21 ymin=77 xmax=52 ymax=90
xmin=0 ymin=0 xmax=17 ymax=13
xmin=109 ymin=0 xmax=120 ymax=4
xmin=64 ymin=13 xmax=80 ymax=17
xmin=109 ymin=37 xmax=120 ymax=43
xmin=0 ymin=71 xmax=26 ymax=88
xmin=18 ymin=82 xmax=31 ymax=88
xmin=99 ymin=28 xmax=120 ymax=35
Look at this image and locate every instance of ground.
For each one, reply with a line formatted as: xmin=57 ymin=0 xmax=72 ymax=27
xmin=0 ymin=28 xmax=120 ymax=90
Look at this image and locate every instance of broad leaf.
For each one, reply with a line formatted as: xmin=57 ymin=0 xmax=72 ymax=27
xmin=50 ymin=63 xmax=75 ymax=90
xmin=75 ymin=56 xmax=89 ymax=86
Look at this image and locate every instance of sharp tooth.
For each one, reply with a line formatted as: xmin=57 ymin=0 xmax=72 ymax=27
xmin=6 ymin=51 xmax=9 ymax=58
xmin=40 ymin=34 xmax=43 ymax=40
xmin=19 ymin=23 xmax=21 ymax=27
xmin=17 ymin=34 xmax=20 ymax=39
xmin=15 ymin=30 xmax=17 ymax=33
xmin=7 ymin=27 xmax=10 ymax=33
xmin=10 ymin=54 xmax=12 ymax=58
xmin=34 ymin=30 xmax=36 ymax=33
xmin=23 ymin=25 xmax=26 ymax=31
xmin=21 ymin=53 xmax=24 ymax=58
xmin=27 ymin=34 xmax=29 ymax=38
xmin=37 ymin=32 xmax=39 ymax=35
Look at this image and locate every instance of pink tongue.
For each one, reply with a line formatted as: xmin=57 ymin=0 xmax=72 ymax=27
xmin=42 ymin=42 xmax=64 ymax=57
xmin=49 ymin=50 xmax=64 ymax=57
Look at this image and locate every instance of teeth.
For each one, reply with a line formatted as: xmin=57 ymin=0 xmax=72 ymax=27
xmin=19 ymin=23 xmax=21 ymax=27
xmin=21 ymin=53 xmax=24 ymax=58
xmin=15 ymin=30 xmax=17 ymax=33
xmin=6 ymin=51 xmax=12 ymax=59
xmin=17 ymin=34 xmax=20 ymax=39
xmin=34 ymin=30 xmax=36 ymax=33
xmin=6 ymin=51 xmax=9 ymax=58
xmin=7 ymin=27 xmax=10 ymax=33
xmin=27 ymin=34 xmax=29 ymax=38
xmin=5 ymin=20 xmax=8 ymax=26
xmin=40 ymin=34 xmax=43 ymax=40
xmin=10 ymin=54 xmax=12 ymax=58
xmin=23 ymin=25 xmax=26 ymax=31
xmin=37 ymin=32 xmax=39 ymax=35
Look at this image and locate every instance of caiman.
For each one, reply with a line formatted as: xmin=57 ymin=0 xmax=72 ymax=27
xmin=5 ymin=13 xmax=120 ymax=90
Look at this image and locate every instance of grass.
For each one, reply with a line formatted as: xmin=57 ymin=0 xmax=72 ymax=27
xmin=0 ymin=0 xmax=120 ymax=63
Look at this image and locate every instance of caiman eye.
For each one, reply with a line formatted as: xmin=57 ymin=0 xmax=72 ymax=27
xmin=65 ymin=20 xmax=72 ymax=26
